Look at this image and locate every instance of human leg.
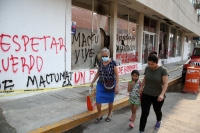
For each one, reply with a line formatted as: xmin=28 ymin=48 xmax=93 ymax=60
xmin=106 ymin=103 xmax=113 ymax=122
xmin=95 ymin=103 xmax=103 ymax=122
xmin=131 ymin=104 xmax=138 ymax=122
xmin=139 ymin=93 xmax=152 ymax=132
xmin=152 ymin=98 xmax=164 ymax=121
xmin=129 ymin=104 xmax=138 ymax=128
xmin=152 ymin=97 xmax=164 ymax=129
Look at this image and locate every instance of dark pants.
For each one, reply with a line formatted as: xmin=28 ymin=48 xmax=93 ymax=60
xmin=139 ymin=93 xmax=164 ymax=132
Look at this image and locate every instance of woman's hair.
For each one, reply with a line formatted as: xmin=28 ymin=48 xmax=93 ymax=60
xmin=131 ymin=70 xmax=140 ymax=77
xmin=101 ymin=47 xmax=110 ymax=55
xmin=148 ymin=51 xmax=159 ymax=63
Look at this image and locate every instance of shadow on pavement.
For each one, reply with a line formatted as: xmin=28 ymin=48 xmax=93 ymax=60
xmin=0 ymin=108 xmax=16 ymax=133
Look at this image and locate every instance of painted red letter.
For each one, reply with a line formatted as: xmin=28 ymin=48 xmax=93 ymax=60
xmin=22 ymin=35 xmax=29 ymax=52
xmin=50 ymin=37 xmax=59 ymax=54
xmin=30 ymin=37 xmax=40 ymax=52
xmin=10 ymin=55 xmax=18 ymax=73
xmin=0 ymin=34 xmax=11 ymax=52
xmin=13 ymin=35 xmax=21 ymax=52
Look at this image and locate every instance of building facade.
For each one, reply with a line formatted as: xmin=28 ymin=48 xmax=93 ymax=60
xmin=1 ymin=0 xmax=200 ymax=91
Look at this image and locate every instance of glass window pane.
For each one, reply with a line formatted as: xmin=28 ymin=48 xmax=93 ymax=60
xmin=72 ymin=0 xmax=92 ymax=11
xmin=71 ymin=7 xmax=93 ymax=70
xmin=128 ymin=22 xmax=138 ymax=63
xmin=129 ymin=9 xmax=138 ymax=23
xmin=159 ymin=23 xmax=168 ymax=59
xmin=116 ymin=19 xmax=128 ymax=65
xmin=169 ymin=27 xmax=176 ymax=57
xmin=117 ymin=5 xmax=129 ymax=20
xmin=144 ymin=16 xmax=150 ymax=31
xmin=94 ymin=0 xmax=110 ymax=16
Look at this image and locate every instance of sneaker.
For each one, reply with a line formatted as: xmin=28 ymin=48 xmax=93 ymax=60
xmin=129 ymin=122 xmax=134 ymax=128
xmin=129 ymin=116 xmax=132 ymax=121
xmin=138 ymin=131 xmax=144 ymax=133
xmin=154 ymin=121 xmax=162 ymax=129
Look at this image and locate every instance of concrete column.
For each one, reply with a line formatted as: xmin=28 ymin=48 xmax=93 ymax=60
xmin=155 ymin=20 xmax=160 ymax=54
xmin=181 ymin=32 xmax=185 ymax=60
xmin=137 ymin=13 xmax=144 ymax=63
xmin=167 ymin=25 xmax=171 ymax=59
xmin=110 ymin=0 xmax=118 ymax=60
xmin=174 ymin=29 xmax=178 ymax=57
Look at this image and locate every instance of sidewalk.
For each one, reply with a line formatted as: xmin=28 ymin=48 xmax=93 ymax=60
xmin=0 ymin=60 xmax=188 ymax=133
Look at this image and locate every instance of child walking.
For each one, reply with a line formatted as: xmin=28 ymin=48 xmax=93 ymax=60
xmin=127 ymin=70 xmax=141 ymax=128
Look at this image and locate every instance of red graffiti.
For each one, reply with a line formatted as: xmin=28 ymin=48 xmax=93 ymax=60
xmin=74 ymin=71 xmax=85 ymax=85
xmin=124 ymin=64 xmax=138 ymax=74
xmin=13 ymin=35 xmax=21 ymax=52
xmin=0 ymin=34 xmax=67 ymax=53
xmin=0 ymin=55 xmax=43 ymax=74
xmin=0 ymin=34 xmax=11 ymax=52
xmin=116 ymin=52 xmax=138 ymax=64
xmin=118 ymin=66 xmax=124 ymax=75
xmin=118 ymin=64 xmax=138 ymax=75
xmin=30 ymin=37 xmax=40 ymax=52
xmin=2 ymin=57 xmax=9 ymax=71
xmin=10 ymin=55 xmax=18 ymax=73
xmin=89 ymin=70 xmax=96 ymax=81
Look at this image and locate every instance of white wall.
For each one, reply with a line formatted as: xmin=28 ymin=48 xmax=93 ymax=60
xmin=0 ymin=0 xmax=72 ymax=90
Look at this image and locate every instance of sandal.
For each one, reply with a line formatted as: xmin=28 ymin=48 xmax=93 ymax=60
xmin=95 ymin=116 xmax=103 ymax=123
xmin=106 ymin=116 xmax=112 ymax=122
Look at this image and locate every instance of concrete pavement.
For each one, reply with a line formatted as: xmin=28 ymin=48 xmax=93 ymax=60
xmin=0 ymin=60 xmax=192 ymax=133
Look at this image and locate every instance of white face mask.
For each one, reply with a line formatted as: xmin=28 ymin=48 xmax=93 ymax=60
xmin=102 ymin=57 xmax=109 ymax=62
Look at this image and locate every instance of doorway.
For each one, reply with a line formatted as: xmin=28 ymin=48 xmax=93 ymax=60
xmin=143 ymin=31 xmax=156 ymax=64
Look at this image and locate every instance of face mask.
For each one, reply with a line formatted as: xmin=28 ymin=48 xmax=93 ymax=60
xmin=102 ymin=57 xmax=109 ymax=62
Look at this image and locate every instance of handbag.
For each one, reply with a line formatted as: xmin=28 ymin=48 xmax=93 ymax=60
xmin=103 ymin=79 xmax=115 ymax=92
xmin=86 ymin=87 xmax=96 ymax=111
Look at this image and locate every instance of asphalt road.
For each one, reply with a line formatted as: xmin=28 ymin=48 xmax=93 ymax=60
xmin=64 ymin=85 xmax=200 ymax=133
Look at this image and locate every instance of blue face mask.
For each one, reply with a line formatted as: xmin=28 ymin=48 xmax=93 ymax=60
xmin=102 ymin=57 xmax=109 ymax=62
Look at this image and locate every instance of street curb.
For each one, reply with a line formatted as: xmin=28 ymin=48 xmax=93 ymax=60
xmin=28 ymin=77 xmax=182 ymax=133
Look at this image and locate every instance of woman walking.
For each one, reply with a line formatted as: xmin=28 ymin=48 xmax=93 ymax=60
xmin=90 ymin=47 xmax=119 ymax=122
xmin=138 ymin=51 xmax=168 ymax=133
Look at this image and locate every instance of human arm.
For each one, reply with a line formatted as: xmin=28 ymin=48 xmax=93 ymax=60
xmin=139 ymin=77 xmax=145 ymax=93
xmin=114 ymin=66 xmax=119 ymax=94
xmin=158 ymin=75 xmax=168 ymax=102
xmin=127 ymin=80 xmax=135 ymax=92
xmin=90 ymin=71 xmax=100 ymax=88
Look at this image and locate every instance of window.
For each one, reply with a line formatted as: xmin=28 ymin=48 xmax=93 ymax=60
xmin=194 ymin=49 xmax=200 ymax=56
xmin=144 ymin=16 xmax=156 ymax=33
xmin=169 ymin=27 xmax=176 ymax=57
xmin=71 ymin=0 xmax=110 ymax=70
xmin=159 ymin=23 xmax=168 ymax=59
xmin=116 ymin=5 xmax=138 ymax=65
xmin=176 ymin=30 xmax=182 ymax=56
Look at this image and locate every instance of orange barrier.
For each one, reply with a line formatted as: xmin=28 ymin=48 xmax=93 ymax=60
xmin=183 ymin=67 xmax=200 ymax=93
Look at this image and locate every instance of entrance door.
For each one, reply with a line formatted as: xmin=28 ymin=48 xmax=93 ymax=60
xmin=143 ymin=32 xmax=156 ymax=64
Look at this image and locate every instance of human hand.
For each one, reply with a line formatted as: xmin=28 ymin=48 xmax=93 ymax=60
xmin=115 ymin=86 xmax=119 ymax=94
xmin=131 ymin=80 xmax=135 ymax=86
xmin=139 ymin=87 xmax=143 ymax=93
xmin=90 ymin=82 xmax=93 ymax=88
xmin=158 ymin=94 xmax=164 ymax=102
